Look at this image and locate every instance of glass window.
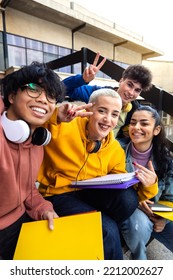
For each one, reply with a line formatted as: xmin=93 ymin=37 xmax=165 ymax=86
xmin=73 ymin=63 xmax=81 ymax=74
xmin=59 ymin=47 xmax=71 ymax=57
xmin=58 ymin=65 xmax=71 ymax=73
xmin=26 ymin=39 xmax=42 ymax=51
xmin=27 ymin=49 xmax=43 ymax=64
xmin=43 ymin=53 xmax=59 ymax=64
xmin=113 ymin=60 xmax=129 ymax=69
xmin=43 ymin=43 xmax=58 ymax=54
xmin=0 ymin=43 xmax=5 ymax=71
xmin=7 ymin=34 xmax=25 ymax=47
xmin=8 ymin=45 xmax=26 ymax=67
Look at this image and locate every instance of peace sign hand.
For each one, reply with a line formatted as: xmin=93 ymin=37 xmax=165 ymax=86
xmin=83 ymin=52 xmax=106 ymax=83
xmin=57 ymin=102 xmax=93 ymax=122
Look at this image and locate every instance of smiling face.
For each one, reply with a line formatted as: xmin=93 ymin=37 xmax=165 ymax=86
xmin=87 ymin=95 xmax=122 ymax=141
xmin=6 ymin=87 xmax=55 ymax=130
xmin=129 ymin=110 xmax=161 ymax=152
xmin=118 ymin=78 xmax=142 ymax=105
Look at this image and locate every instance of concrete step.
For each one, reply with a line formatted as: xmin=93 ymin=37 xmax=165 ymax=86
xmin=123 ymin=239 xmax=173 ymax=260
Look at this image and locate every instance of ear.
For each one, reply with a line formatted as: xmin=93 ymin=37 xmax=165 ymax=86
xmin=8 ymin=93 xmax=16 ymax=105
xmin=154 ymin=125 xmax=161 ymax=136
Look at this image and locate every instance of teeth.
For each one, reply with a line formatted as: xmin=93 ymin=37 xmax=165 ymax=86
xmin=133 ymin=133 xmax=142 ymax=136
xmin=100 ymin=124 xmax=109 ymax=129
xmin=32 ymin=107 xmax=46 ymax=114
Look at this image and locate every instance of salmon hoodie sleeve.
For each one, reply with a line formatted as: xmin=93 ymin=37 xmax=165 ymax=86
xmin=24 ymin=185 xmax=54 ymax=220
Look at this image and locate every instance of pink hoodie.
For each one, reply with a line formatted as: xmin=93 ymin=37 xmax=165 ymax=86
xmin=0 ymin=97 xmax=54 ymax=229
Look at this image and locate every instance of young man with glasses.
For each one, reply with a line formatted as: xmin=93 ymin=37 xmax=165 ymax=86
xmin=0 ymin=61 xmax=92 ymax=259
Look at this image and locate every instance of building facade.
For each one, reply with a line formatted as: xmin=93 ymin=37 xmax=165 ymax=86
xmin=0 ymin=0 xmax=162 ymax=72
xmin=0 ymin=0 xmax=173 ymax=137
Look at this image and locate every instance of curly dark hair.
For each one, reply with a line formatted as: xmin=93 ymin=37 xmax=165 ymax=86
xmin=134 ymin=105 xmax=172 ymax=179
xmin=1 ymin=61 xmax=65 ymax=108
xmin=122 ymin=64 xmax=153 ymax=92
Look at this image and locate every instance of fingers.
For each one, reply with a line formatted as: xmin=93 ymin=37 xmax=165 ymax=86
xmin=43 ymin=211 xmax=59 ymax=231
xmin=133 ymin=161 xmax=154 ymax=175
xmin=92 ymin=52 xmax=100 ymax=66
xmin=75 ymin=111 xmax=93 ymax=118
xmin=146 ymin=199 xmax=154 ymax=205
xmin=133 ymin=162 xmax=157 ymax=186
xmin=147 ymin=160 xmax=155 ymax=172
xmin=150 ymin=216 xmax=166 ymax=232
xmin=58 ymin=102 xmax=93 ymax=122
xmin=48 ymin=211 xmax=59 ymax=230
xmin=62 ymin=103 xmax=92 ymax=114
xmin=73 ymin=103 xmax=93 ymax=112
xmin=67 ymin=103 xmax=93 ymax=119
xmin=53 ymin=211 xmax=59 ymax=218
xmin=97 ymin=56 xmax=106 ymax=70
xmin=139 ymin=200 xmax=154 ymax=216
xmin=92 ymin=52 xmax=106 ymax=70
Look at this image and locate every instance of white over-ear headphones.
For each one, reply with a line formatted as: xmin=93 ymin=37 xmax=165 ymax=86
xmin=1 ymin=111 xmax=51 ymax=145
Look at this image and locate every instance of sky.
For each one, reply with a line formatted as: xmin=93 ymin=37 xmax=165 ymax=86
xmin=73 ymin=0 xmax=173 ymax=61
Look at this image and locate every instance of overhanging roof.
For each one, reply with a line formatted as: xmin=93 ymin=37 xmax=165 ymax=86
xmin=1 ymin=0 xmax=163 ymax=59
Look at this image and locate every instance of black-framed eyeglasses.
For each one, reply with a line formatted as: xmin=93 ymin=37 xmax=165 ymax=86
xmin=20 ymin=83 xmax=57 ymax=104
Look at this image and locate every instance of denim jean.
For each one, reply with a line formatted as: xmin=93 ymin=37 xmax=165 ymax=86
xmin=120 ymin=207 xmax=173 ymax=260
xmin=45 ymin=187 xmax=138 ymax=260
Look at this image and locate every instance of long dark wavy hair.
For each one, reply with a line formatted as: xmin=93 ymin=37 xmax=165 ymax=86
xmin=133 ymin=105 xmax=172 ymax=179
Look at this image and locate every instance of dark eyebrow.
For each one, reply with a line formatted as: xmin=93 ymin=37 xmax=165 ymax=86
xmin=131 ymin=118 xmax=149 ymax=122
xmin=127 ymin=80 xmax=142 ymax=90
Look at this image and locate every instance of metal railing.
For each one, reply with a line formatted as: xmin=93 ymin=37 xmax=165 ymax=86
xmin=46 ymin=47 xmax=173 ymax=151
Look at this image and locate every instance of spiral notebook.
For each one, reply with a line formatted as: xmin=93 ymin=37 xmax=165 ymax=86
xmin=71 ymin=172 xmax=139 ymax=189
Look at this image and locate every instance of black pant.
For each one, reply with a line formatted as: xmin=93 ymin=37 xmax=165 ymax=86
xmin=0 ymin=213 xmax=32 ymax=260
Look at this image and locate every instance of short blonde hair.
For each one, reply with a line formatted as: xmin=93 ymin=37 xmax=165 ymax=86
xmin=89 ymin=88 xmax=122 ymax=106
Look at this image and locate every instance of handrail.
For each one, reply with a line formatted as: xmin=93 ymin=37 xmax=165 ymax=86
xmin=46 ymin=47 xmax=173 ymax=151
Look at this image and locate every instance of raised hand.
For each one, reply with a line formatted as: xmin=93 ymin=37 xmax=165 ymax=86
xmin=134 ymin=160 xmax=157 ymax=187
xmin=83 ymin=52 xmax=106 ymax=83
xmin=57 ymin=102 xmax=93 ymax=122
